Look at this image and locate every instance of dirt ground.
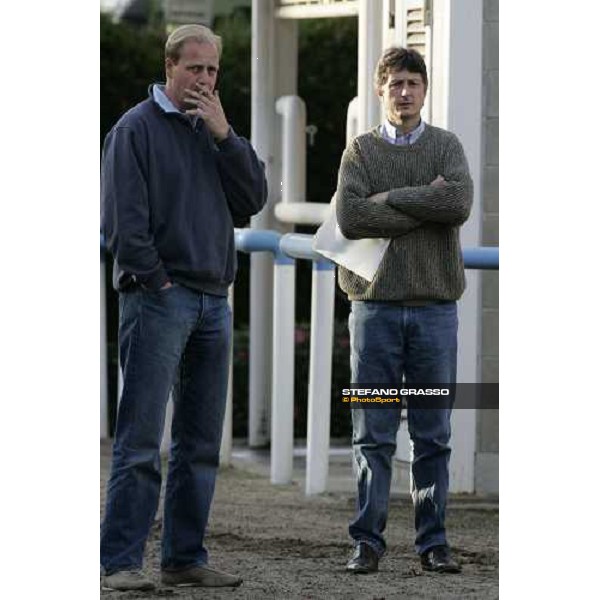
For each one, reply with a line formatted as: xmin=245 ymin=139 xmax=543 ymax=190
xmin=100 ymin=442 xmax=498 ymax=600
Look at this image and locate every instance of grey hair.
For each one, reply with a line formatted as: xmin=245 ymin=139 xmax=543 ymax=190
xmin=165 ymin=24 xmax=222 ymax=61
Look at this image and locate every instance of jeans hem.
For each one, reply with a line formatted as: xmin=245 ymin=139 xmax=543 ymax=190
xmin=352 ymin=537 xmax=385 ymax=557
xmin=101 ymin=564 xmax=143 ymax=576
xmin=161 ymin=560 xmax=208 ymax=573
xmin=416 ymin=537 xmax=448 ymax=556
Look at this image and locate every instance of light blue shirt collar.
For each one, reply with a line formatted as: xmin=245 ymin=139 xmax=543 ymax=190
xmin=152 ymin=85 xmax=179 ymax=113
xmin=381 ymin=118 xmax=425 ymax=145
xmin=152 ymin=84 xmax=199 ymax=126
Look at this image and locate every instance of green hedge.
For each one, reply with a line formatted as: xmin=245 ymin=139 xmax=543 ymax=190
xmin=231 ymin=321 xmax=352 ymax=441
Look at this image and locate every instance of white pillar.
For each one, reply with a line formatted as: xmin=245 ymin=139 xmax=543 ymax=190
xmin=220 ymin=285 xmax=235 ymax=466
xmin=273 ymin=17 xmax=299 ymax=235
xmin=390 ymin=1 xmax=482 ymax=494
xmin=275 ymin=95 xmax=306 ymax=205
xmin=432 ymin=0 xmax=483 ymax=494
xmin=249 ymin=3 xmax=299 ymax=446
xmin=270 ymin=259 xmax=296 ymax=484
xmin=382 ymin=0 xmax=395 ymax=49
xmin=248 ymin=254 xmax=273 ymax=447
xmin=275 ymin=18 xmax=299 ymax=106
xmin=346 ymin=96 xmax=359 ymax=146
xmin=249 ymin=0 xmax=276 ymax=447
xmin=358 ymin=0 xmax=383 ymax=134
xmin=305 ymin=262 xmax=336 ymax=495
xmin=100 ymin=256 xmax=108 ymax=439
xmin=160 ymin=394 xmax=174 ymax=455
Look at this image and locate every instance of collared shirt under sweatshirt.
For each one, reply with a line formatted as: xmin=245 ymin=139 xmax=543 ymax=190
xmin=336 ymin=123 xmax=473 ymax=302
xmin=101 ymin=84 xmax=267 ymax=295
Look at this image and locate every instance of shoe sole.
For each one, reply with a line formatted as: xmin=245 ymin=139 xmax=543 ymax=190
xmin=347 ymin=570 xmax=378 ymax=574
xmin=162 ymin=580 xmax=243 ymax=588
xmin=101 ymin=585 xmax=156 ymax=591
xmin=346 ymin=567 xmax=378 ymax=574
xmin=422 ymin=565 xmax=462 ymax=574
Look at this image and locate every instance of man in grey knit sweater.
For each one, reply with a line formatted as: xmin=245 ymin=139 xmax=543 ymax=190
xmin=338 ymin=47 xmax=473 ymax=575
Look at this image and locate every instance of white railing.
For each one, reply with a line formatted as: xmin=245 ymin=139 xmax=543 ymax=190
xmin=100 ymin=232 xmax=499 ymax=494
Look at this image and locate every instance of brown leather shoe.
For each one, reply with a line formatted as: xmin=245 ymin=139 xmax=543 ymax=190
xmin=346 ymin=542 xmax=379 ymax=574
xmin=420 ymin=545 xmax=462 ymax=573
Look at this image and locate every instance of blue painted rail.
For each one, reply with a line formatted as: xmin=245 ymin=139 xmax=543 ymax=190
xmin=101 ymin=230 xmax=499 ymax=270
xmin=101 ymin=228 xmax=498 ymax=493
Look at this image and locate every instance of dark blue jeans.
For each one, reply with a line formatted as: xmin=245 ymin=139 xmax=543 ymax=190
xmin=348 ymin=300 xmax=457 ymax=556
xmin=100 ymin=285 xmax=232 ymax=574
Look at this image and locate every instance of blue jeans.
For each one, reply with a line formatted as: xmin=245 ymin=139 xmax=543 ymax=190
xmin=348 ymin=300 xmax=457 ymax=556
xmin=100 ymin=285 xmax=232 ymax=574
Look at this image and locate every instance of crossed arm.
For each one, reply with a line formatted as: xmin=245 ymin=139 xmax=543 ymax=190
xmin=384 ymin=135 xmax=473 ymax=225
xmin=336 ymin=135 xmax=473 ymax=240
xmin=335 ymin=143 xmax=422 ymax=240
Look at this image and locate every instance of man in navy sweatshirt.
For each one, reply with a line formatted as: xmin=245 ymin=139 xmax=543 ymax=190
xmin=100 ymin=24 xmax=267 ymax=592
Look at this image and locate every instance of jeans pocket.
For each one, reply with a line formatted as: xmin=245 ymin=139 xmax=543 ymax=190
xmin=153 ymin=283 xmax=180 ymax=294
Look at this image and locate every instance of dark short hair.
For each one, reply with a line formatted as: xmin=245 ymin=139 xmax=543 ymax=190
xmin=374 ymin=46 xmax=428 ymax=89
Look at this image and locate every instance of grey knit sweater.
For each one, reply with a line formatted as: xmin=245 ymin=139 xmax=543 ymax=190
xmin=336 ymin=124 xmax=473 ymax=301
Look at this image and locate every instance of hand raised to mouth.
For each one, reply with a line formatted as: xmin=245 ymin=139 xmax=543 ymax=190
xmin=183 ymin=86 xmax=230 ymax=141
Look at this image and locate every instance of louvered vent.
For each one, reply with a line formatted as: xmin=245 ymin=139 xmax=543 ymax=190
xmin=278 ymin=1 xmax=353 ymax=6
xmin=164 ymin=0 xmax=214 ymax=27
xmin=406 ymin=6 xmax=426 ymax=57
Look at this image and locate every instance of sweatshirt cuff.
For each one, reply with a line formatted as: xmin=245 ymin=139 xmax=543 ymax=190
xmin=215 ymin=127 xmax=245 ymax=153
xmin=138 ymin=264 xmax=169 ymax=292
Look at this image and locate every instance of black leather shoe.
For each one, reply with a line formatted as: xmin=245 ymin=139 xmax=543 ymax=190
xmin=420 ymin=545 xmax=461 ymax=573
xmin=346 ymin=542 xmax=379 ymax=574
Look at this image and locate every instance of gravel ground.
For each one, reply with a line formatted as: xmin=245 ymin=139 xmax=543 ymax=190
xmin=100 ymin=441 xmax=498 ymax=599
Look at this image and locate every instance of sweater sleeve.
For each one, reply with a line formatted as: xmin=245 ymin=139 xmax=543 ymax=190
xmin=336 ymin=140 xmax=423 ymax=240
xmin=385 ymin=133 xmax=473 ymax=225
xmin=215 ymin=129 xmax=268 ymax=219
xmin=101 ymin=126 xmax=169 ymax=291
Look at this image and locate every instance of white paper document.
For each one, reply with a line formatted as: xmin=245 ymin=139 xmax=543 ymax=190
xmin=312 ymin=196 xmax=390 ymax=282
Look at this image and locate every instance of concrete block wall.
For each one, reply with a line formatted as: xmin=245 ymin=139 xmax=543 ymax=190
xmin=476 ymin=0 xmax=499 ymax=496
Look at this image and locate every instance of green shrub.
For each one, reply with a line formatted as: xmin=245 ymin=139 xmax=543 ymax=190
xmin=232 ymin=321 xmax=352 ymax=440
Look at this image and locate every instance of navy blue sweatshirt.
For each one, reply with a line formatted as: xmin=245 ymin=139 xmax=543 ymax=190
xmin=101 ymin=85 xmax=267 ymax=295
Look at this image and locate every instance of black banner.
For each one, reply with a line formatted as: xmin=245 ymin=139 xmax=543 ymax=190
xmin=337 ymin=383 xmax=499 ymax=409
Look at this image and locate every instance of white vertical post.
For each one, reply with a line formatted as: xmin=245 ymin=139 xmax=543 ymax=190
xmin=393 ymin=0 xmax=483 ymax=493
xmin=382 ymin=0 xmax=394 ymax=48
xmin=249 ymin=0 xmax=276 ymax=447
xmin=449 ymin=0 xmax=483 ymax=494
xmin=100 ymin=255 xmax=108 ymax=439
xmin=422 ymin=0 xmax=433 ymax=124
xmin=358 ymin=0 xmax=383 ymax=134
xmin=434 ymin=0 xmax=483 ymax=493
xmin=270 ymin=257 xmax=296 ymax=484
xmin=161 ymin=394 xmax=173 ymax=455
xmin=346 ymin=96 xmax=360 ymax=146
xmin=275 ymin=96 xmax=306 ymax=205
xmin=273 ymin=19 xmax=299 ymax=237
xmin=220 ymin=285 xmax=235 ymax=466
xmin=305 ymin=262 xmax=336 ymax=495
xmin=248 ymin=254 xmax=273 ymax=447
xmin=394 ymin=0 xmax=406 ymax=42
